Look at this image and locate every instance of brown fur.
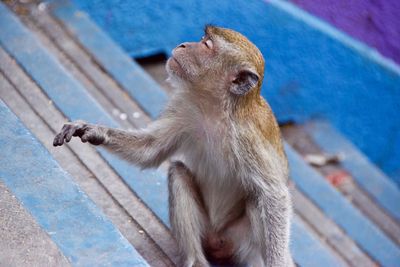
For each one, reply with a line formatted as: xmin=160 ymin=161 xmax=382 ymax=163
xmin=207 ymin=26 xmax=286 ymax=159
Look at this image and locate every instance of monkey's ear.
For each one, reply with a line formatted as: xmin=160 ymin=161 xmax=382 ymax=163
xmin=230 ymin=70 xmax=259 ymax=96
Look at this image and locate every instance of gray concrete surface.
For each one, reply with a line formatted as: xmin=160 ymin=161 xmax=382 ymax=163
xmin=0 ymin=181 xmax=70 ymax=267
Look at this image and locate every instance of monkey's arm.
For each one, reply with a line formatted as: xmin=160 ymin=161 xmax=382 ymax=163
xmin=53 ymin=119 xmax=183 ymax=168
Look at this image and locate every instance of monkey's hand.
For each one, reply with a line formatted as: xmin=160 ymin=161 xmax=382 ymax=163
xmin=53 ymin=120 xmax=107 ymax=147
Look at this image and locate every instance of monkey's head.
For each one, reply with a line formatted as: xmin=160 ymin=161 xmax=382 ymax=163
xmin=166 ymin=26 xmax=264 ymax=100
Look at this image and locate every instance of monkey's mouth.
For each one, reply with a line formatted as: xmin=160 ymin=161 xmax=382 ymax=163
xmin=168 ymin=56 xmax=184 ymax=73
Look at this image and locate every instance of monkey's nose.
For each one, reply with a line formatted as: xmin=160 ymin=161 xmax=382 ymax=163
xmin=177 ymin=42 xmax=189 ymax=49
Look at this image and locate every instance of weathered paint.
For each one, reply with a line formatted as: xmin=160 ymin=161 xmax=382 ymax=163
xmin=290 ymin=0 xmax=400 ymax=65
xmin=71 ymin=0 xmax=400 ymax=185
xmin=0 ymin=2 xmax=345 ymax=264
xmin=286 ymin=143 xmax=400 ymax=266
xmin=304 ymin=121 xmax=400 ymax=222
xmin=0 ymin=99 xmax=149 ymax=267
xmin=0 ymin=1 xmax=170 ymax=225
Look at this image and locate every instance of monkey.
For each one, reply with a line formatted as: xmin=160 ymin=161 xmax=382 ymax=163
xmin=53 ymin=25 xmax=293 ymax=267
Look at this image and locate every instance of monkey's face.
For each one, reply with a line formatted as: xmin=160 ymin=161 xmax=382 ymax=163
xmin=166 ymin=33 xmax=216 ymax=85
xmin=166 ymin=26 xmax=265 ymax=98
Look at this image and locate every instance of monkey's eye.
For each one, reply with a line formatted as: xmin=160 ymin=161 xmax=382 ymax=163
xmin=204 ymin=39 xmax=213 ymax=49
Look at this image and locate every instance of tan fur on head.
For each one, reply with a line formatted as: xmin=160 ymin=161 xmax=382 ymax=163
xmin=205 ymin=25 xmax=265 ymax=80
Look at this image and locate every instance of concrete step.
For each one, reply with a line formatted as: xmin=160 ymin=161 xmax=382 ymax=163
xmin=0 ymin=181 xmax=70 ymax=267
xmin=0 ymin=98 xmax=148 ymax=266
xmin=304 ymin=121 xmax=400 ymax=223
xmin=283 ymin=122 xmax=400 ymax=246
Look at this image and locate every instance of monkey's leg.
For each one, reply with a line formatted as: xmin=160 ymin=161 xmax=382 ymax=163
xmin=168 ymin=161 xmax=209 ymax=267
xmin=247 ymin=188 xmax=294 ymax=267
xmin=221 ymin=214 xmax=264 ymax=266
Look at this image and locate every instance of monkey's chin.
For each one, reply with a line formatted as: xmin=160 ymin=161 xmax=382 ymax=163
xmin=166 ymin=57 xmax=183 ymax=75
xmin=166 ymin=58 xmax=188 ymax=86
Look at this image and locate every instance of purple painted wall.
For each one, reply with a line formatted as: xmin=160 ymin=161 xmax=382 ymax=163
xmin=290 ymin=0 xmax=400 ymax=64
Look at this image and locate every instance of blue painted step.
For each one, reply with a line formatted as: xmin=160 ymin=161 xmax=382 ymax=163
xmin=286 ymin=143 xmax=400 ymax=266
xmin=0 ymin=2 xmax=342 ymax=266
xmin=304 ymin=121 xmax=400 ymax=222
xmin=0 ymin=99 xmax=148 ymax=267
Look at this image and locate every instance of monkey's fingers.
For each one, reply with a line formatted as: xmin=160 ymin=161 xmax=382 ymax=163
xmin=53 ymin=125 xmax=69 ymax=146
xmin=65 ymin=125 xmax=83 ymax=143
xmin=53 ymin=132 xmax=66 ymax=146
xmin=53 ymin=124 xmax=78 ymax=146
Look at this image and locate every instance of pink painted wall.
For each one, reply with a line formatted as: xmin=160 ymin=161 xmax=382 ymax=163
xmin=290 ymin=0 xmax=400 ymax=64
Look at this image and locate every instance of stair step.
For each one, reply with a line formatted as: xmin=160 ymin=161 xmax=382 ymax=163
xmin=290 ymin=185 xmax=376 ymax=266
xmin=305 ymin=121 xmax=400 ymax=222
xmin=0 ymin=181 xmax=70 ymax=267
xmin=283 ymin=123 xmax=400 ymax=246
xmin=286 ymin=144 xmax=400 ymax=265
xmin=291 ymin=216 xmax=346 ymax=267
xmin=0 ymin=98 xmax=148 ymax=266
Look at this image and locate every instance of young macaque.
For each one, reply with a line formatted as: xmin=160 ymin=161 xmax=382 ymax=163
xmin=54 ymin=26 xmax=293 ymax=267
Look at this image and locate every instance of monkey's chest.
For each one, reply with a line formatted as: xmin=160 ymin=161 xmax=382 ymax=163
xmin=199 ymin=179 xmax=245 ymax=230
xmin=181 ymin=127 xmax=244 ymax=228
xmin=192 ymin=117 xmax=228 ymax=142
xmin=187 ymin=159 xmax=245 ymax=229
